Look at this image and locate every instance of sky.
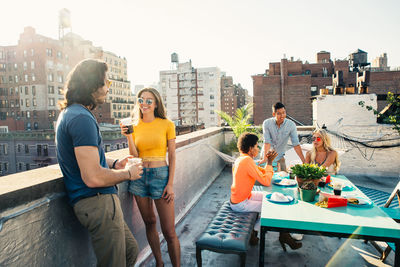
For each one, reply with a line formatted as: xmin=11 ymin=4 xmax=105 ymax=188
xmin=1 ymin=0 xmax=400 ymax=95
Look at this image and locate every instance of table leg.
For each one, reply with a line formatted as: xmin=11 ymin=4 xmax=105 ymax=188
xmin=259 ymin=226 xmax=266 ymax=267
xmin=395 ymin=241 xmax=400 ymax=267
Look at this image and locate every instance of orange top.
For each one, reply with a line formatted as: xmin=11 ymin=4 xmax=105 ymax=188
xmin=231 ymin=153 xmax=274 ymax=204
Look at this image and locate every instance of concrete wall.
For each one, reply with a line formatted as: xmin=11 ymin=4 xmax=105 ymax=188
xmin=313 ymin=94 xmax=400 ymax=177
xmin=0 ymin=127 xmax=225 ymax=266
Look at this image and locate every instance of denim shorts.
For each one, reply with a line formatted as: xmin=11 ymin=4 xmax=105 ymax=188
xmin=128 ymin=166 xmax=169 ymax=199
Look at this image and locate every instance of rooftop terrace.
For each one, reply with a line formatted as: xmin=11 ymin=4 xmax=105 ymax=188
xmin=0 ymin=126 xmax=399 ymax=266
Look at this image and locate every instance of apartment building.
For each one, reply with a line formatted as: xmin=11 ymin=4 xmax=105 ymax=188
xmin=160 ymin=60 xmax=223 ymax=127
xmin=0 ymin=27 xmax=84 ymax=131
xmin=220 ymin=75 xmax=248 ymax=117
xmin=252 ymin=50 xmax=400 ymax=125
xmin=0 ymin=27 xmax=134 ymax=130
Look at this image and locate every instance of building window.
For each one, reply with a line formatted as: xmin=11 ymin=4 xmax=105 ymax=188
xmin=18 ymin=162 xmax=23 ymax=171
xmin=31 ymin=61 xmax=35 ymax=69
xmin=105 ymin=144 xmax=111 ymax=152
xmin=25 ymin=144 xmax=29 ymax=153
xmin=58 ymin=75 xmax=63 ymax=83
xmin=31 ymin=49 xmax=34 ymax=56
xmin=46 ymin=48 xmax=52 ymax=57
xmin=57 ymin=51 xmax=62 ymax=59
xmin=17 ymin=144 xmax=22 ymax=153
xmin=49 ymin=98 xmax=55 ymax=106
xmin=15 ymin=75 xmax=19 ymax=83
xmin=37 ymin=144 xmax=42 ymax=156
xmin=0 ymin=144 xmax=8 ymax=155
xmin=14 ymin=63 xmax=18 ymax=70
xmin=210 ymin=95 xmax=214 ymax=99
xmin=48 ymin=86 xmax=55 ymax=94
xmin=32 ymin=86 xmax=36 ymax=95
xmin=4 ymin=162 xmax=8 ymax=172
xmin=24 ymin=74 xmax=28 ymax=82
xmin=58 ymin=87 xmax=63 ymax=95
xmin=43 ymin=145 xmax=48 ymax=156
xmin=23 ymin=62 xmax=27 ymax=70
xmin=210 ymin=110 xmax=215 ymax=114
xmin=26 ymin=99 xmax=30 ymax=107
xmin=48 ymin=73 xmax=54 ymax=82
xmin=26 ymin=163 xmax=30 ymax=170
xmin=32 ymin=73 xmax=36 ymax=81
xmin=25 ymin=86 xmax=29 ymax=95
xmin=33 ymin=98 xmax=37 ymax=106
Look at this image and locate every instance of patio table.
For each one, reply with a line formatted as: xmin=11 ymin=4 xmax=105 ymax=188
xmin=259 ymin=174 xmax=400 ymax=266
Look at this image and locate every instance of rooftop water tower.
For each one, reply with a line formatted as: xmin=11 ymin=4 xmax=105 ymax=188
xmin=59 ymin=8 xmax=72 ymax=40
xmin=171 ymin=52 xmax=179 ymax=69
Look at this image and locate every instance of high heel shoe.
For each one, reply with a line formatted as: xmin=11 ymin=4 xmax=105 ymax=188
xmin=249 ymin=230 xmax=259 ymax=246
xmin=279 ymin=232 xmax=302 ymax=252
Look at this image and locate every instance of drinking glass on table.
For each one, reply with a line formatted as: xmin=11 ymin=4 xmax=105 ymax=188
xmin=333 ymin=182 xmax=343 ymax=196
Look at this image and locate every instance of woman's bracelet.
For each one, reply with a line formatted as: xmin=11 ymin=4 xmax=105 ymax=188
xmin=112 ymin=159 xmax=118 ymax=169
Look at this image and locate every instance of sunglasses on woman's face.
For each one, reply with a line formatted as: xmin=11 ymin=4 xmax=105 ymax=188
xmin=312 ymin=136 xmax=322 ymax=142
xmin=137 ymin=98 xmax=154 ymax=105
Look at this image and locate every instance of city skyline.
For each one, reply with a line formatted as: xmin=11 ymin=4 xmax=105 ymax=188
xmin=1 ymin=0 xmax=400 ymax=95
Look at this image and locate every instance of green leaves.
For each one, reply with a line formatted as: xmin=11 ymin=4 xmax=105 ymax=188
xmin=290 ymin=163 xmax=327 ymax=180
xmin=216 ymin=103 xmax=260 ymax=139
xmin=358 ymin=91 xmax=400 ymax=135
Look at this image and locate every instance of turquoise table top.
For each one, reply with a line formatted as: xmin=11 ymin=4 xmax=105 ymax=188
xmin=261 ymin=174 xmax=400 ymax=239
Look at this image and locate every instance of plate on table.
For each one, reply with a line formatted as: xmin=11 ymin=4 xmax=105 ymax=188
xmin=266 ymin=193 xmax=295 ymax=204
xmin=273 ymin=178 xmax=297 ymax=187
xmin=275 ymin=171 xmax=290 ymax=179
xmin=326 ymin=183 xmax=355 ymax=191
xmin=347 ymin=197 xmax=373 ymax=207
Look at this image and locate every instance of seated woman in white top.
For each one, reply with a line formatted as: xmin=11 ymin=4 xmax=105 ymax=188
xmin=305 ymin=129 xmax=341 ymax=175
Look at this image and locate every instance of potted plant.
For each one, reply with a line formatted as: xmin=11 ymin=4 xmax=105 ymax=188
xmin=290 ymin=163 xmax=327 ymax=187
xmin=299 ymin=181 xmax=318 ymax=202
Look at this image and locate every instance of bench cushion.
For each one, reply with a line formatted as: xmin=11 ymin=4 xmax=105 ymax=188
xmin=196 ymin=201 xmax=257 ymax=252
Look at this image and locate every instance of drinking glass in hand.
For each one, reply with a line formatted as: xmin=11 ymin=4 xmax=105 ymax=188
xmin=120 ymin=117 xmax=134 ymax=134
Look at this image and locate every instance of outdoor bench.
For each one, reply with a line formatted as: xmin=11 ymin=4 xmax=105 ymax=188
xmin=195 ymin=201 xmax=258 ymax=267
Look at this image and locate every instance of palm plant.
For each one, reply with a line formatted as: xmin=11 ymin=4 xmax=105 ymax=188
xmin=216 ymin=103 xmax=258 ymax=139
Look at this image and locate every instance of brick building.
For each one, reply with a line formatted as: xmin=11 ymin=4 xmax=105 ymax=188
xmin=252 ymin=50 xmax=400 ymax=125
xmin=0 ymin=27 xmax=134 ymax=131
xmin=0 ymin=27 xmax=84 ymax=131
xmin=220 ymin=75 xmax=248 ymax=117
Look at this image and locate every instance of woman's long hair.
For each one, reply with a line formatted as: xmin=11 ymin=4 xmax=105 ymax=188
xmin=310 ymin=129 xmax=341 ymax=173
xmin=132 ymin=88 xmax=167 ymax=121
xmin=59 ymin=59 xmax=108 ymax=110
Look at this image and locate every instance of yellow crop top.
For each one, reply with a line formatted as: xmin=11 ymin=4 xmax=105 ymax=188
xmin=131 ymin=118 xmax=176 ymax=161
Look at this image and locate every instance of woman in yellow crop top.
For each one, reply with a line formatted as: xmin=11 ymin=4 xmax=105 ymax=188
xmin=120 ymin=88 xmax=180 ymax=267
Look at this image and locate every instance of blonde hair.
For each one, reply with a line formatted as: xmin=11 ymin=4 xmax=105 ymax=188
xmin=132 ymin=88 xmax=167 ymax=121
xmin=310 ymin=129 xmax=341 ymax=173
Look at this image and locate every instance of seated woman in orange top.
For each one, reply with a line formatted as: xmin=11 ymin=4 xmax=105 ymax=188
xmin=230 ymin=132 xmax=302 ymax=251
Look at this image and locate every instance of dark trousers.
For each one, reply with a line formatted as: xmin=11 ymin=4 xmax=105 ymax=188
xmin=73 ymin=194 xmax=139 ymax=267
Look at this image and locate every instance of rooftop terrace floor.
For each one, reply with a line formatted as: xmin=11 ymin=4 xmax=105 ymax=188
xmin=141 ymin=167 xmax=396 ymax=267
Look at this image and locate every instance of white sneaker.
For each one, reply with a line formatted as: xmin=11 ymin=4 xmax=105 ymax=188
xmin=291 ymin=233 xmax=304 ymax=241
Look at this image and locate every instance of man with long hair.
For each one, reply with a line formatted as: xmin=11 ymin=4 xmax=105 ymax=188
xmin=55 ymin=59 xmax=143 ymax=266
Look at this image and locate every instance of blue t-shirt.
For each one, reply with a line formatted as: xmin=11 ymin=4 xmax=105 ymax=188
xmin=55 ymin=104 xmax=117 ymax=206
